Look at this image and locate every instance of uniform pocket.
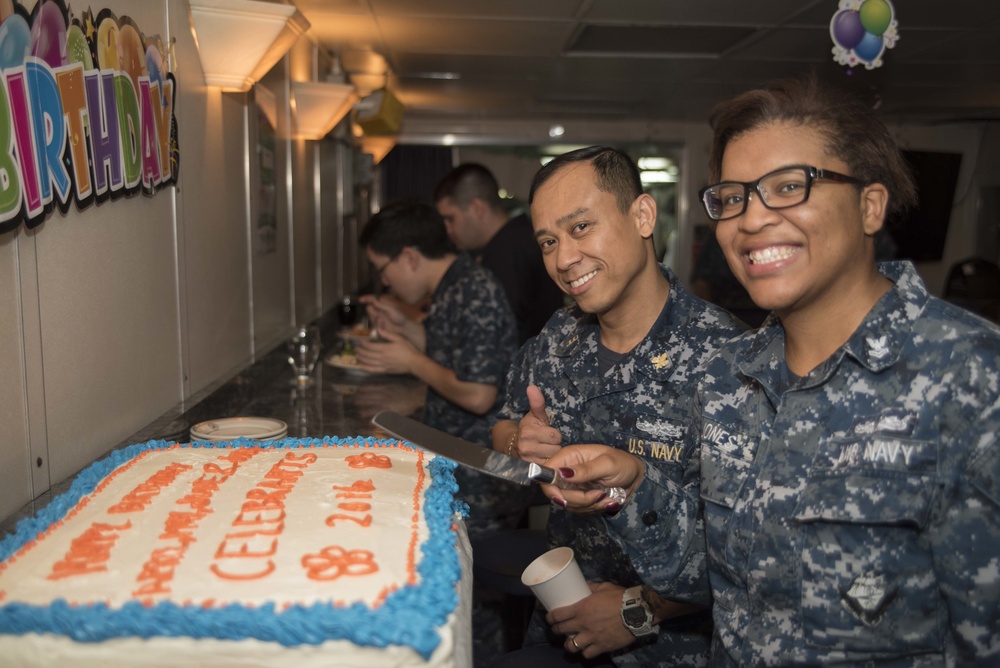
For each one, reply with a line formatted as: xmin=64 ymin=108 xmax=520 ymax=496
xmin=700 ymin=433 xmax=753 ymax=509
xmin=793 ymin=470 xmax=944 ymax=654
xmin=700 ymin=430 xmax=754 ymax=571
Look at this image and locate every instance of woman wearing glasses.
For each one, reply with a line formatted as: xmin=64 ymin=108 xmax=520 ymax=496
xmin=540 ymin=77 xmax=1000 ymax=666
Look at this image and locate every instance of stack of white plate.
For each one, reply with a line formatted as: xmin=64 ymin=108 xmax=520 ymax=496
xmin=189 ymin=417 xmax=288 ymax=442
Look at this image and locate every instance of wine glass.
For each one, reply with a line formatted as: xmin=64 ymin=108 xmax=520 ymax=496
xmin=338 ymin=296 xmax=356 ymax=328
xmin=287 ymin=325 xmax=321 ymax=385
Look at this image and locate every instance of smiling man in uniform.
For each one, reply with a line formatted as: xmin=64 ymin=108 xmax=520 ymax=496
xmin=490 ymin=146 xmax=744 ymax=667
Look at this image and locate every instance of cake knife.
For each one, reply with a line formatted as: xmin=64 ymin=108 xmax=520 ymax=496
xmin=372 ymin=410 xmax=626 ymax=503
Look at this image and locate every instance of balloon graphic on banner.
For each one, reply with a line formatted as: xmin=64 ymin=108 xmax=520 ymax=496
xmin=118 ymin=22 xmax=147 ymax=92
xmin=859 ymin=0 xmax=893 ymax=35
xmin=854 ymin=31 xmax=884 ymax=62
xmin=830 ymin=0 xmax=899 ymax=70
xmin=30 ymin=0 xmax=68 ymax=68
xmin=96 ymin=16 xmax=121 ymax=70
xmin=66 ymin=24 xmax=94 ymax=69
xmin=0 ymin=13 xmax=31 ymax=70
xmin=831 ymin=10 xmax=865 ymax=49
xmin=146 ymin=44 xmax=166 ymax=106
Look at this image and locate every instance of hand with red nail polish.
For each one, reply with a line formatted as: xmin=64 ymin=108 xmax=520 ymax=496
xmin=537 ymin=444 xmax=645 ymax=514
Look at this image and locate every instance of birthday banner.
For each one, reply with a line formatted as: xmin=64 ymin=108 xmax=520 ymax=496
xmin=0 ymin=0 xmax=178 ymax=235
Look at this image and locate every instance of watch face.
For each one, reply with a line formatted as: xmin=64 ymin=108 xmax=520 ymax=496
xmin=623 ymin=606 xmax=648 ymax=627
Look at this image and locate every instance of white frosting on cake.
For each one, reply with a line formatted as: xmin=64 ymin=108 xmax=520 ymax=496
xmin=0 ymin=440 xmax=471 ymax=667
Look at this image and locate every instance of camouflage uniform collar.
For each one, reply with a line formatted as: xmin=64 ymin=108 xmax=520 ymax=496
xmin=840 ymin=261 xmax=929 ymax=373
xmin=435 ymin=252 xmax=473 ymax=293
xmin=428 ymin=252 xmax=473 ymax=318
xmin=736 ymin=261 xmax=928 ymax=394
xmin=631 ymin=266 xmax=697 ymax=382
xmin=551 ymin=264 xmax=683 ymax=384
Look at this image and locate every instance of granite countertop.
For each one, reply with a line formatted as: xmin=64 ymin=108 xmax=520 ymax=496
xmin=0 ymin=312 xmax=427 ymax=538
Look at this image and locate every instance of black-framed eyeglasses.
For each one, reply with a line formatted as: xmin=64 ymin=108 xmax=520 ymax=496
xmin=371 ymin=255 xmax=400 ymax=295
xmin=372 ymin=255 xmax=399 ymax=281
xmin=699 ymin=165 xmax=864 ymax=222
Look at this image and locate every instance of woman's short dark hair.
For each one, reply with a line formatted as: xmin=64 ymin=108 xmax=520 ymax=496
xmin=529 ymin=146 xmax=643 ymax=214
xmin=707 ymin=76 xmax=917 ymax=220
xmin=359 ymin=199 xmax=455 ymax=259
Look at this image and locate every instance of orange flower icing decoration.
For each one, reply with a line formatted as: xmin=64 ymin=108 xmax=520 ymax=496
xmin=345 ymin=451 xmax=391 ymax=469
xmin=302 ymin=546 xmax=379 ymax=581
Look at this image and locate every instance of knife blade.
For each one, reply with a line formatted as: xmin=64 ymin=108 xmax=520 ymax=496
xmin=372 ymin=410 xmax=625 ymax=502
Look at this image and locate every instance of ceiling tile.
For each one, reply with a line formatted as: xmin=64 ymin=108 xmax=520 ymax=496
xmin=370 ymin=0 xmax=585 ymax=19
xmin=569 ymin=25 xmax=757 ymax=55
xmin=377 ymin=16 xmax=574 ymax=56
xmin=290 ymin=0 xmax=1000 ymax=126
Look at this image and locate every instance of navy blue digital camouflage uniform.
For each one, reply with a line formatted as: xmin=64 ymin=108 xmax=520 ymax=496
xmin=498 ymin=266 xmax=745 ymax=667
xmin=610 ymin=261 xmax=1000 ymax=666
xmin=423 ymin=252 xmax=528 ymax=537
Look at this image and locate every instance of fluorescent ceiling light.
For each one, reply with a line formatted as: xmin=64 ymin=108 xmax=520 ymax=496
xmin=639 ymin=170 xmax=677 ymax=184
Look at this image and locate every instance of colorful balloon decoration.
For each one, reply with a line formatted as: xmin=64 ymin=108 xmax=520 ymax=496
xmin=66 ymin=24 xmax=94 ymax=69
xmin=830 ymin=0 xmax=899 ymax=70
xmin=118 ymin=22 xmax=147 ymax=92
xmin=0 ymin=13 xmax=31 ymax=70
xmin=30 ymin=0 xmax=68 ymax=68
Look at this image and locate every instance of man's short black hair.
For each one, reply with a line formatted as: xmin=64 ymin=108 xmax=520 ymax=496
xmin=359 ymin=199 xmax=456 ymax=259
xmin=529 ymin=146 xmax=643 ymax=214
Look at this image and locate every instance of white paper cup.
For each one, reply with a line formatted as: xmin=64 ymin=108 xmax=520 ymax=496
xmin=520 ymin=546 xmax=591 ymax=611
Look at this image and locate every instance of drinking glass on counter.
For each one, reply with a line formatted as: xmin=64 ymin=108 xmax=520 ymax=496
xmin=337 ymin=296 xmax=356 ymax=327
xmin=288 ymin=325 xmax=321 ymax=385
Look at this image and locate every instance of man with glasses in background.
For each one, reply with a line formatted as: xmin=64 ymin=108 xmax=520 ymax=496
xmin=356 ymin=199 xmax=534 ymax=666
xmin=356 ymin=199 xmax=528 ymax=538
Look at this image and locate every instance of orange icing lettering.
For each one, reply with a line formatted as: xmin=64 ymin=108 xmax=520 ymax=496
xmin=132 ymin=546 xmax=184 ymax=596
xmin=176 ymin=475 xmax=223 ymax=511
xmin=203 ymin=461 xmax=239 ymax=477
xmin=210 ymin=559 xmax=276 ymax=580
xmin=325 ymin=477 xmax=375 ymax=527
xmin=209 ymin=450 xmax=317 ymax=581
xmin=282 ymin=451 xmax=318 ymax=467
xmin=215 ymin=534 xmax=279 ymax=559
xmin=334 ymin=479 xmax=375 ymax=497
xmin=232 ymin=501 xmax=285 ymax=526
xmin=108 ymin=462 xmax=193 ymax=514
xmin=325 ymin=513 xmax=372 ymax=527
xmin=133 ymin=450 xmax=256 ymax=598
xmin=337 ymin=502 xmax=372 ymax=513
xmin=302 ymin=546 xmax=378 ymax=581
xmin=346 ymin=452 xmax=392 ymax=469
xmin=245 ymin=487 xmax=290 ymax=507
xmin=219 ymin=448 xmax=261 ymax=464
xmin=47 ymin=520 xmax=132 ymax=581
xmin=159 ymin=510 xmax=201 ymax=547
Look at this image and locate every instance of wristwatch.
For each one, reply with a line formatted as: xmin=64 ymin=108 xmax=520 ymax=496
xmin=620 ymin=586 xmax=659 ymax=637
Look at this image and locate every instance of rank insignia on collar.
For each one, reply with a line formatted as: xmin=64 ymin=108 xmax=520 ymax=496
xmin=866 ymin=335 xmax=890 ymax=360
xmin=651 ymin=352 xmax=670 ymax=370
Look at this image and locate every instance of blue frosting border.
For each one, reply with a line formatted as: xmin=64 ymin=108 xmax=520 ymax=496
xmin=0 ymin=436 xmax=464 ymax=659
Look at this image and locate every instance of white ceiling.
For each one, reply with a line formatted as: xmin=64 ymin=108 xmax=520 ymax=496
xmin=293 ymin=0 xmax=1000 ymax=133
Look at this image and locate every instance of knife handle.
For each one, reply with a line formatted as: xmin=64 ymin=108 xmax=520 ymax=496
xmin=528 ymin=462 xmax=627 ymax=505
